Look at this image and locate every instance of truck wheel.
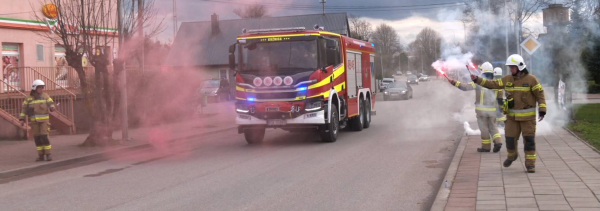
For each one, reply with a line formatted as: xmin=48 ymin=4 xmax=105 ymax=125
xmin=320 ymin=105 xmax=339 ymax=142
xmin=244 ymin=128 xmax=265 ymax=144
xmin=350 ymin=99 xmax=364 ymax=131
xmin=363 ymin=99 xmax=371 ymax=129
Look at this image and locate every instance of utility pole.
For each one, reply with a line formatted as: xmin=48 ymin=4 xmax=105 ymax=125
xmin=138 ymin=0 xmax=144 ymax=73
xmin=505 ymin=0 xmax=510 ymax=75
xmin=118 ymin=0 xmax=128 ymax=140
xmin=173 ymin=0 xmax=178 ymax=38
xmin=320 ymin=0 xmax=326 ymax=15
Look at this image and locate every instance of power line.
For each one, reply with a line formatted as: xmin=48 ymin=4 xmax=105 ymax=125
xmin=199 ymin=0 xmax=468 ymax=11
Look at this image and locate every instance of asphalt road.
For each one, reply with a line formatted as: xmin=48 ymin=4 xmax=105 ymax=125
xmin=0 ymin=80 xmax=466 ymax=211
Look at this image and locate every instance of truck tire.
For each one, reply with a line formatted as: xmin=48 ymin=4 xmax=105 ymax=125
xmin=320 ymin=105 xmax=339 ymax=142
xmin=244 ymin=128 xmax=265 ymax=144
xmin=350 ymin=99 xmax=364 ymax=131
xmin=363 ymin=99 xmax=371 ymax=129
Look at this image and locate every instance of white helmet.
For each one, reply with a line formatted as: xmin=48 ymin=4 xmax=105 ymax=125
xmin=31 ymin=79 xmax=45 ymax=91
xmin=494 ymin=67 xmax=503 ymax=76
xmin=480 ymin=62 xmax=494 ymax=73
xmin=506 ymin=54 xmax=526 ymax=71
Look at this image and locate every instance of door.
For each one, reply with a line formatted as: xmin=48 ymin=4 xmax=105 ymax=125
xmin=370 ymin=55 xmax=375 ymax=93
xmin=346 ymin=52 xmax=358 ymax=98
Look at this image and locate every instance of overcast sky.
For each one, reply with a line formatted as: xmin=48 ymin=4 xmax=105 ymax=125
xmin=153 ymin=0 xmax=545 ymax=45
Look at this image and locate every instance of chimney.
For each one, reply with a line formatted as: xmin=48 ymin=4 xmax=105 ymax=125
xmin=211 ymin=13 xmax=220 ymax=36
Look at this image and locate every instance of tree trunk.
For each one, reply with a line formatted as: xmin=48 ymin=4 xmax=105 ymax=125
xmin=80 ymin=62 xmax=116 ymax=147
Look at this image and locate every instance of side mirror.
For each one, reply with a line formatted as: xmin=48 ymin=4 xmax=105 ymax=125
xmin=228 ymin=44 xmax=236 ymax=70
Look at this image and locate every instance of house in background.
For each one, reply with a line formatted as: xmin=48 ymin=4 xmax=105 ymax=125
xmin=164 ymin=13 xmax=351 ymax=84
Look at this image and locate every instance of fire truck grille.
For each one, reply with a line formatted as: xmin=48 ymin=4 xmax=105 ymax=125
xmin=253 ymin=92 xmax=298 ymax=100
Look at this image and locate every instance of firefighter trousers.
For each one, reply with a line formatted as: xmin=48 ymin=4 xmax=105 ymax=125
xmin=504 ymin=118 xmax=536 ymax=167
xmin=30 ymin=122 xmax=52 ymax=155
xmin=477 ymin=115 xmax=503 ymax=150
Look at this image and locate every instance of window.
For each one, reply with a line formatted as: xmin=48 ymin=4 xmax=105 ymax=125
xmin=323 ymin=37 xmax=341 ymax=67
xmin=2 ymin=43 xmax=21 ymax=90
xmin=36 ymin=44 xmax=44 ymax=61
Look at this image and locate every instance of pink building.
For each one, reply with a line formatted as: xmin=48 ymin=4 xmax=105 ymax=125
xmin=0 ymin=0 xmax=118 ymax=91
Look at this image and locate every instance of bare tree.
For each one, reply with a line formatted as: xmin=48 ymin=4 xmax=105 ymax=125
xmin=349 ymin=14 xmax=372 ymax=41
xmin=233 ymin=4 xmax=268 ymax=19
xmin=33 ymin=0 xmax=163 ymax=146
xmin=371 ymin=23 xmax=402 ymax=77
xmin=33 ymin=0 xmax=118 ymax=146
xmin=409 ymin=28 xmax=441 ymax=75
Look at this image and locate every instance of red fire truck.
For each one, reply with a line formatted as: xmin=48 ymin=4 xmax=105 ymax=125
xmin=228 ymin=26 xmax=377 ymax=144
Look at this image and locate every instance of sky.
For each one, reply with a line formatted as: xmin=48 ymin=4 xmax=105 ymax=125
xmin=152 ymin=0 xmax=546 ymax=45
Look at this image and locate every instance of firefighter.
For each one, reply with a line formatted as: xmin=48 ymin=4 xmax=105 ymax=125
xmin=470 ymin=54 xmax=546 ymax=173
xmin=494 ymin=67 xmax=506 ymax=127
xmin=447 ymin=62 xmax=503 ymax=153
xmin=20 ymin=79 xmax=56 ymax=161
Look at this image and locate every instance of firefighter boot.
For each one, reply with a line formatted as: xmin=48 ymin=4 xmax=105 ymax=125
xmin=524 ymin=136 xmax=536 ymax=173
xmin=493 ymin=143 xmax=502 ymax=153
xmin=41 ymin=135 xmax=52 ymax=161
xmin=34 ymin=136 xmax=45 ymax=162
xmin=44 ymin=147 xmax=52 ymax=161
xmin=503 ymin=137 xmax=518 ymax=167
xmin=478 ymin=139 xmax=491 ymax=152
xmin=36 ymin=150 xmax=45 ymax=162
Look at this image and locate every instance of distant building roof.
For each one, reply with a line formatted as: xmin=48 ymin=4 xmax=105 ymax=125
xmin=164 ymin=13 xmax=350 ymax=67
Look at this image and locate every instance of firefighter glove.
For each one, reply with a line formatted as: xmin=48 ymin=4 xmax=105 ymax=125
xmin=470 ymin=74 xmax=478 ymax=82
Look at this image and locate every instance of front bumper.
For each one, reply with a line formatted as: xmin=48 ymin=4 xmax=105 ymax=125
xmin=236 ymin=110 xmax=326 ymax=126
xmin=384 ymin=92 xmax=408 ymax=99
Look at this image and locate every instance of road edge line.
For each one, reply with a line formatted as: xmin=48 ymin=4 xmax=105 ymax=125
xmin=430 ymin=131 xmax=467 ymax=211
xmin=0 ymin=126 xmax=237 ymax=179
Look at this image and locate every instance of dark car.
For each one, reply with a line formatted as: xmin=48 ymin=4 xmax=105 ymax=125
xmin=199 ymin=79 xmax=231 ymax=103
xmin=407 ymin=74 xmax=419 ymax=85
xmin=383 ymin=81 xmax=413 ymax=101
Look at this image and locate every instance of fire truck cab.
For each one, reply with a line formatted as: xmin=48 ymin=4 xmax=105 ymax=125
xmin=228 ymin=26 xmax=377 ymax=144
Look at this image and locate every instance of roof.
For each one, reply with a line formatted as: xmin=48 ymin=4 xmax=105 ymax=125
xmin=164 ymin=13 xmax=350 ymax=67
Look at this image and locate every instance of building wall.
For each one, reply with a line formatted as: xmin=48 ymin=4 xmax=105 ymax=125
xmin=0 ymin=28 xmax=56 ymax=67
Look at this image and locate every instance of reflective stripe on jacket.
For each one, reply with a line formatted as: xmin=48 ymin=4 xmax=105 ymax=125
xmin=20 ymin=93 xmax=55 ymax=123
xmin=475 ymin=73 xmax=546 ymax=121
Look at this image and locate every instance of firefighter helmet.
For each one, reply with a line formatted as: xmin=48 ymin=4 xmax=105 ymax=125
xmin=494 ymin=67 xmax=503 ymax=77
xmin=31 ymin=79 xmax=45 ymax=90
xmin=506 ymin=54 xmax=526 ymax=71
xmin=480 ymin=62 xmax=494 ymax=73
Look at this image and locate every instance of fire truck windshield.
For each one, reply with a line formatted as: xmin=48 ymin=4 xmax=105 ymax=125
xmin=240 ymin=40 xmax=318 ymax=73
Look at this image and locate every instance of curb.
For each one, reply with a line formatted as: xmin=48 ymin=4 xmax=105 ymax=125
xmin=0 ymin=126 xmax=237 ymax=179
xmin=563 ymin=126 xmax=600 ymax=154
xmin=430 ymin=132 xmax=468 ymax=211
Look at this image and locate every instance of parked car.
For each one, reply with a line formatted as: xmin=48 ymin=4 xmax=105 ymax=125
xmin=419 ymin=74 xmax=430 ymax=81
xmin=407 ymin=74 xmax=419 ymax=85
xmin=380 ymin=78 xmax=395 ymax=90
xmin=383 ymin=81 xmax=413 ymax=101
xmin=199 ymin=78 xmax=231 ymax=103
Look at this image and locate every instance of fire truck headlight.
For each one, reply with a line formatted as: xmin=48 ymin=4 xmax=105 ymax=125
xmin=236 ymin=103 xmax=249 ymax=113
xmin=305 ymin=101 xmax=322 ymax=111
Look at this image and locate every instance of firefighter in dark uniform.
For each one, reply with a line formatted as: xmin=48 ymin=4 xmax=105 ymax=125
xmin=20 ymin=79 xmax=56 ymax=161
xmin=470 ymin=54 xmax=547 ymax=173
xmin=448 ymin=62 xmax=503 ymax=153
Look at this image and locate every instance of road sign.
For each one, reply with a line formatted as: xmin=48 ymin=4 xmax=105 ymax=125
xmin=520 ymin=36 xmax=541 ymax=55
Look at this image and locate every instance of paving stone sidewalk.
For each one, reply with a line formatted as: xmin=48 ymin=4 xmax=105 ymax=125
xmin=445 ymin=125 xmax=600 ymax=211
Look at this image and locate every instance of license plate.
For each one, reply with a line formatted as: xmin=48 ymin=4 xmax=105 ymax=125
xmin=267 ymin=119 xmax=287 ymax=126
xmin=391 ymin=93 xmax=399 ymax=96
xmin=266 ymin=107 xmax=279 ymax=112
